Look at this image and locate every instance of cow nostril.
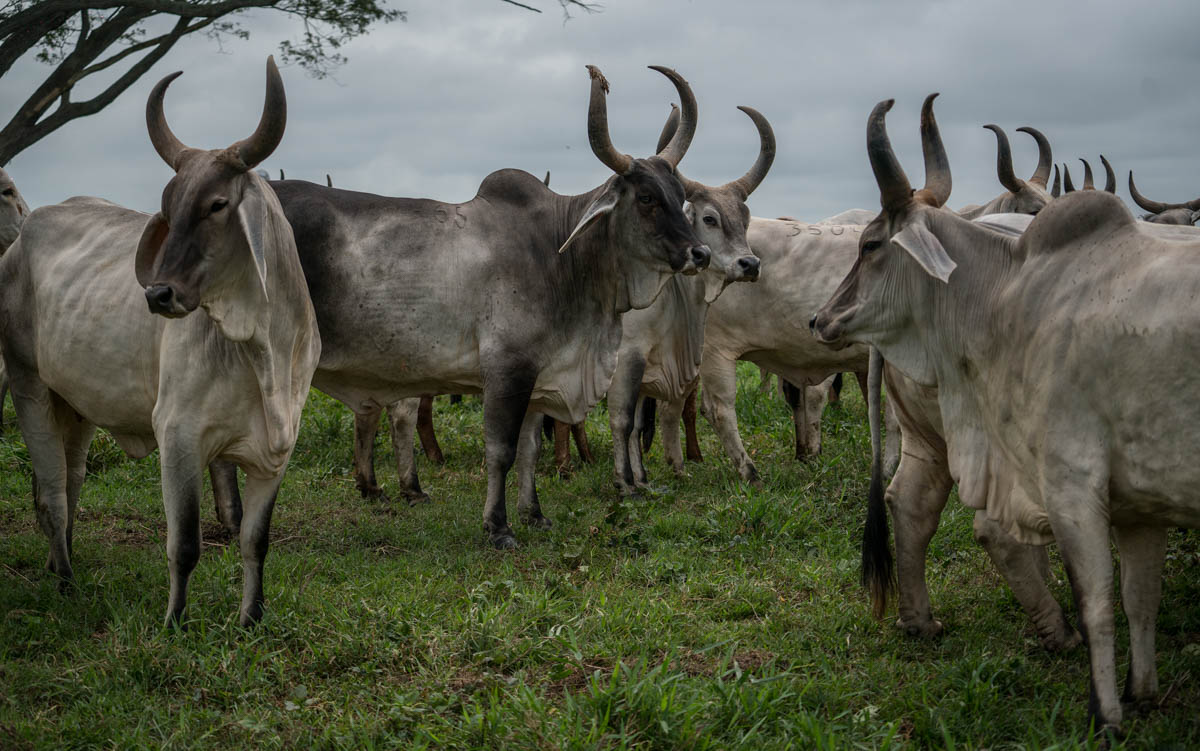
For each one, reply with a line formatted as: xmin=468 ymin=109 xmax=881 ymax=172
xmin=690 ymin=245 xmax=710 ymax=269
xmin=738 ymin=257 xmax=761 ymax=278
xmin=808 ymin=315 xmax=817 ymax=331
xmin=145 ymin=284 xmax=175 ymax=313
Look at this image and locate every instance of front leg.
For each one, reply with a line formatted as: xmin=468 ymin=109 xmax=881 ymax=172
xmin=1114 ymin=524 xmax=1167 ymax=709
xmin=159 ymin=439 xmax=204 ymax=628
xmin=353 ymin=404 xmax=386 ymax=500
xmin=481 ymin=363 xmax=537 ymax=549
xmin=682 ymin=387 xmax=702 ymax=463
xmin=699 ymin=355 xmax=758 ymax=484
xmin=628 ymin=395 xmax=651 ymax=488
xmin=209 ymin=460 xmax=242 ymax=536
xmin=515 ymin=409 xmax=551 ymax=529
xmin=237 ymin=470 xmax=285 ymax=626
xmin=387 ymin=398 xmax=431 ymax=505
xmin=888 ymin=448 xmax=953 ymax=638
xmin=660 ymin=390 xmax=690 ymax=476
xmin=608 ymin=354 xmax=647 ymax=496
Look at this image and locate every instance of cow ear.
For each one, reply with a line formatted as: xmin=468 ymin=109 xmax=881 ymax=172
xmin=558 ymin=185 xmax=620 ymax=254
xmin=134 ymin=213 xmax=169 ymax=287
xmin=893 ymin=221 xmax=956 ymax=283
xmin=237 ymin=186 xmax=270 ymax=300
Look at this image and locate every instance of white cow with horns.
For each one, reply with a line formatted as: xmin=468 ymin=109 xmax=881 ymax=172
xmin=0 ymin=58 xmax=320 ymax=627
xmin=811 ymin=94 xmax=1200 ymax=734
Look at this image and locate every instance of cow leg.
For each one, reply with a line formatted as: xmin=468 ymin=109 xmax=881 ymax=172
xmin=882 ymin=397 xmax=901 ymax=478
xmin=628 ymin=395 xmax=650 ymax=488
xmin=159 ymin=440 xmax=204 ymax=628
xmin=237 ymin=470 xmax=284 ymax=626
xmin=660 ymin=393 xmax=689 ymax=476
xmin=552 ymin=419 xmax=573 ymax=477
xmin=481 ymin=366 xmax=536 ymax=549
xmin=682 ymin=387 xmax=702 ymax=463
xmin=973 ymin=514 xmax=1081 ymax=651
xmin=353 ymin=404 xmax=387 ymax=501
xmin=786 ymin=377 xmax=832 ymax=459
xmin=700 ymin=355 xmax=758 ymax=483
xmin=781 ymin=379 xmax=803 ymax=457
xmin=1046 ymin=491 xmax=1121 ymax=733
xmin=828 ymin=372 xmax=844 ymax=405
xmin=888 ymin=447 xmax=954 ymax=638
xmin=515 ymin=410 xmax=551 ymax=529
xmin=0 ymin=373 xmax=8 ymax=430
xmin=387 ymin=397 xmax=431 ymax=505
xmin=209 ymin=460 xmax=242 ymax=536
xmin=1114 ymin=524 xmax=1166 ymax=708
xmin=608 ymin=354 xmax=646 ymax=496
xmin=570 ymin=421 xmax=594 ymax=464
xmin=62 ymin=417 xmax=96 ymax=564
xmin=9 ymin=378 xmax=74 ymax=582
xmin=416 ymin=395 xmax=445 ymax=464
xmin=854 ymin=370 xmax=869 ymax=401
xmin=756 ymin=365 xmax=773 ymax=394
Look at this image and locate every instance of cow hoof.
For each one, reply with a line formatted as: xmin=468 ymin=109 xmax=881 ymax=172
xmin=897 ymin=617 xmax=943 ymax=639
xmin=404 ymin=491 xmax=432 ymax=507
xmin=1041 ymin=628 xmax=1083 ymax=652
xmin=740 ymin=465 xmax=762 ymax=486
xmin=357 ymin=484 xmax=389 ymax=502
xmin=239 ymin=604 xmax=264 ymax=627
xmin=490 ymin=533 xmax=519 ymax=550
xmin=521 ymin=513 xmax=553 ymax=530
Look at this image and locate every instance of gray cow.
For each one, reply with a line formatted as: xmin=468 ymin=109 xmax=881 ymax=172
xmin=957 ymin=124 xmax=1055 ymax=218
xmin=257 ymin=65 xmax=709 ymax=549
xmin=1128 ymin=170 xmax=1200 ymax=225
xmin=602 ymin=102 xmax=772 ymax=495
xmin=812 ymin=94 xmax=1200 ymax=733
xmin=0 ymin=58 xmax=320 ymax=626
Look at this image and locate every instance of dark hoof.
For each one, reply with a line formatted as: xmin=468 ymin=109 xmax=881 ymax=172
xmin=521 ymin=513 xmax=552 ymax=530
xmin=1041 ymin=628 xmax=1083 ymax=653
xmin=897 ymin=617 xmax=944 ymax=639
xmin=404 ymin=491 xmax=432 ymax=507
xmin=490 ymin=533 xmax=519 ymax=550
xmin=357 ymin=483 xmax=389 ymax=502
xmin=239 ymin=604 xmax=264 ymax=627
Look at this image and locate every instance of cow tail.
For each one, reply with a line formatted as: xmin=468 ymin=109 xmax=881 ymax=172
xmin=862 ymin=346 xmax=895 ymax=620
xmin=639 ymin=397 xmax=657 ymax=453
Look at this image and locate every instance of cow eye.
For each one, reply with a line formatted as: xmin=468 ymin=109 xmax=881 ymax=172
xmin=210 ymin=198 xmax=228 ymax=214
xmin=1 ymin=188 xmax=13 ymax=197
xmin=862 ymin=240 xmax=882 ymax=254
xmin=638 ymin=193 xmax=653 ymax=205
xmin=703 ymin=215 xmax=718 ymax=226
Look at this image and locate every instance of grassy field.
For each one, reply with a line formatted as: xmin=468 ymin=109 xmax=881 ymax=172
xmin=0 ymin=363 xmax=1197 ymax=749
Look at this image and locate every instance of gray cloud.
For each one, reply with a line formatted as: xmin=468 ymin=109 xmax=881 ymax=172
xmin=5 ymin=0 xmax=1200 ymax=221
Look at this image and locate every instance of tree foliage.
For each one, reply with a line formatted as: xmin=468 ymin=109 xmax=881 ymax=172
xmin=0 ymin=0 xmax=598 ymax=166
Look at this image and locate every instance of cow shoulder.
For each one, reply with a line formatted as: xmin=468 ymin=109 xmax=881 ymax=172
xmin=1020 ymin=191 xmax=1135 ymax=258
xmin=475 ymin=169 xmax=554 ymax=208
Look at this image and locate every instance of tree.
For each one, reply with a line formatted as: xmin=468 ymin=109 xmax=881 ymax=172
xmin=0 ymin=0 xmax=598 ymax=166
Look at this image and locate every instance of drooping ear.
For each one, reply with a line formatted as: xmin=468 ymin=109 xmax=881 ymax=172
xmin=134 ymin=213 xmax=170 ymax=287
xmin=237 ymin=185 xmax=270 ymax=300
xmin=558 ymin=184 xmax=620 ymax=254
xmin=893 ymin=221 xmax=956 ymax=283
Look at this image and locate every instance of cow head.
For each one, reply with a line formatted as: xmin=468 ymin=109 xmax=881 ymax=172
xmin=559 ymin=65 xmax=710 ymax=305
xmin=135 ymin=57 xmax=287 ymax=338
xmin=1128 ymin=170 xmax=1200 ymax=225
xmin=978 ymin=124 xmax=1054 ymax=215
xmin=653 ymin=102 xmax=774 ymax=302
xmin=0 ymin=167 xmax=30 ymax=253
xmin=810 ymin=94 xmax=955 ymax=373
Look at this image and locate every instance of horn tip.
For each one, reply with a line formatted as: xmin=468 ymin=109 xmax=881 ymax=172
xmin=585 ymin=64 xmax=609 ymax=94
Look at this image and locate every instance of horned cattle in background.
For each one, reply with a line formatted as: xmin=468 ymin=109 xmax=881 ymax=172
xmin=811 ymin=94 xmax=1200 ymax=734
xmin=957 ymin=124 xmax=1054 ymax=218
xmin=1128 ymin=171 xmax=1200 ymax=225
xmin=256 ymin=64 xmax=708 ymax=549
xmin=0 ymin=58 xmax=321 ymax=627
xmin=1061 ymin=156 xmax=1116 ymax=194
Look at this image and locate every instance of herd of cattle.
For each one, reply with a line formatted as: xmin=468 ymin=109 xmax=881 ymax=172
xmin=1 ymin=56 xmax=1198 ymax=736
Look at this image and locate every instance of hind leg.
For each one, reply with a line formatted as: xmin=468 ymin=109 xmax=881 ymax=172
xmin=1114 ymin=525 xmax=1166 ymax=708
xmin=515 ymin=409 xmax=551 ymax=529
xmin=387 ymin=398 xmax=430 ymax=505
xmin=416 ymin=395 xmax=445 ymax=464
xmin=480 ymin=361 xmax=537 ymax=549
xmin=353 ymin=404 xmax=386 ymax=500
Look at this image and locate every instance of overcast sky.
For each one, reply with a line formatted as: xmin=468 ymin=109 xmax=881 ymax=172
xmin=6 ymin=0 xmax=1200 ymax=221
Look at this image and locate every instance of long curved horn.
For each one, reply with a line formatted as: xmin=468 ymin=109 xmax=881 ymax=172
xmin=1050 ymin=164 xmax=1061 ymax=198
xmin=655 ymin=103 xmax=680 ymax=155
xmin=146 ymin=70 xmax=190 ymax=170
xmin=584 ymin=64 xmax=633 ymax=175
xmin=868 ymin=99 xmax=913 ymax=211
xmin=1080 ymin=159 xmax=1094 ymax=190
xmin=1099 ymin=155 xmax=1115 ymax=193
xmin=915 ymin=93 xmax=951 ymax=207
xmin=1016 ymin=126 xmax=1052 ymax=187
xmin=983 ymin=124 xmax=1024 ymax=194
xmin=722 ymin=105 xmax=776 ymax=199
xmin=1128 ymin=170 xmax=1176 ymax=213
xmin=233 ymin=56 xmax=287 ymax=170
xmin=1063 ymin=163 xmax=1076 ymax=193
xmin=649 ymin=65 xmax=697 ymax=168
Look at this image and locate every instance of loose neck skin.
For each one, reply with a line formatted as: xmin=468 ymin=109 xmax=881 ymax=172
xmin=876 ymin=209 xmax=1021 ymax=389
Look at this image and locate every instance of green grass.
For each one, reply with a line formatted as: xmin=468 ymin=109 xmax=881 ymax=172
xmin=1 ymin=362 xmax=1197 ymax=749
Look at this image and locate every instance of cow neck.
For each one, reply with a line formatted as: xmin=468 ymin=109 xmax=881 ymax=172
xmin=553 ymin=185 xmax=637 ymax=317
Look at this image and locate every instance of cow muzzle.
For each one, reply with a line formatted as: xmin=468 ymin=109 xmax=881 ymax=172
xmin=144 ymin=284 xmax=190 ymax=318
xmin=680 ymin=244 xmax=710 ymax=275
xmin=809 ymin=310 xmax=850 ymax=349
xmin=734 ymin=255 xmax=760 ymax=282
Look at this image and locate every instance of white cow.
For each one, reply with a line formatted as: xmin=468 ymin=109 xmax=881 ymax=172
xmin=0 ymin=167 xmax=31 ymax=427
xmin=0 ymin=58 xmax=320 ymax=627
xmin=812 ymin=94 xmax=1200 ymax=733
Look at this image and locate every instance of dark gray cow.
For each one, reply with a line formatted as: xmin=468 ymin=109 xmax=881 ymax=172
xmin=0 ymin=59 xmax=320 ymax=626
xmin=262 ymin=65 xmax=709 ymax=549
xmin=1128 ymin=170 xmax=1200 ymax=225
